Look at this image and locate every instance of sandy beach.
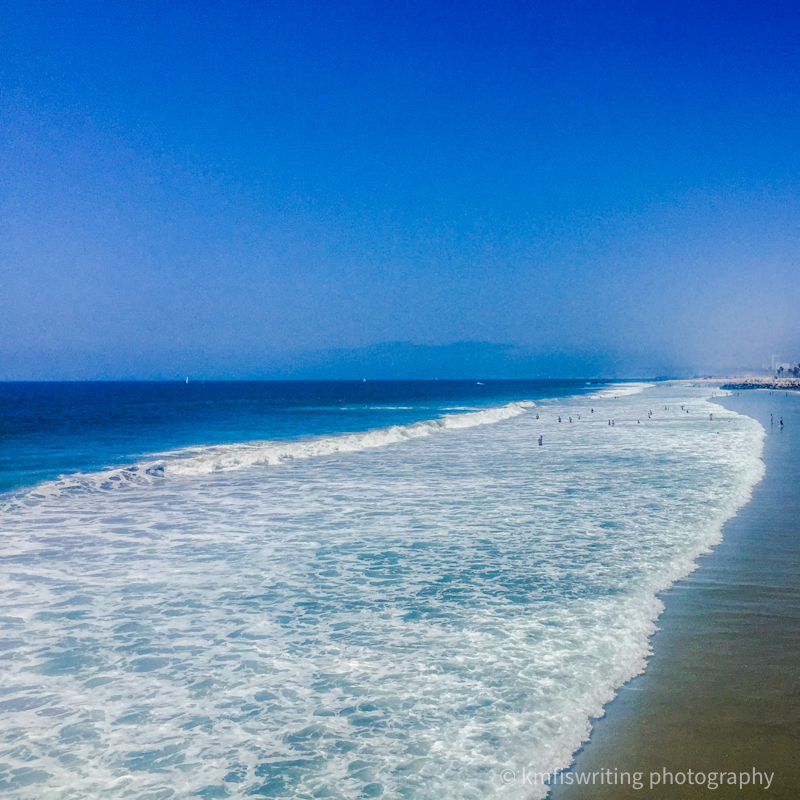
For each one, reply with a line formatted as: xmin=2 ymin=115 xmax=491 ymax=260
xmin=549 ymin=388 xmax=800 ymax=799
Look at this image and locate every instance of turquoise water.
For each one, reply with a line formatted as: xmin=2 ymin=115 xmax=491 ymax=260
xmin=0 ymin=382 xmax=764 ymax=799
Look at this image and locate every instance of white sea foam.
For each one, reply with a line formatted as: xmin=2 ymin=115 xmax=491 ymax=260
xmin=0 ymin=387 xmax=764 ymax=799
xmin=585 ymin=381 xmax=652 ymax=399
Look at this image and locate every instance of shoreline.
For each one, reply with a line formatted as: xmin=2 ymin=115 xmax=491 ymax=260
xmin=547 ymin=389 xmax=800 ymax=799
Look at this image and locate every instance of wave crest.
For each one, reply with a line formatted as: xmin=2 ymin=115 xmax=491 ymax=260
xmin=4 ymin=401 xmax=533 ymax=508
xmin=586 ymin=382 xmax=652 ymax=399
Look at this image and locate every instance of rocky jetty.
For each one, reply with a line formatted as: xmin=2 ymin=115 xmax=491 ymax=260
xmin=721 ymin=377 xmax=800 ymax=391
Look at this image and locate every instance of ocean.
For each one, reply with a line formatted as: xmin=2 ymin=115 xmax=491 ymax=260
xmin=0 ymin=380 xmax=765 ymax=799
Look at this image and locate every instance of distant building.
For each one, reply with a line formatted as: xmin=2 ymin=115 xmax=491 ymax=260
xmin=771 ymin=356 xmax=798 ymax=375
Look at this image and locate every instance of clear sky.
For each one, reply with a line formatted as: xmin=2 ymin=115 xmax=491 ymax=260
xmin=2 ymin=0 xmax=799 ymax=379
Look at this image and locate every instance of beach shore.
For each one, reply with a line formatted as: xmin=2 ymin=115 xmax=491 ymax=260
xmin=547 ymin=389 xmax=800 ymax=799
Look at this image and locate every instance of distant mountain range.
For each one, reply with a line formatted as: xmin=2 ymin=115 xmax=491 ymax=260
xmin=263 ymin=341 xmax=672 ymax=381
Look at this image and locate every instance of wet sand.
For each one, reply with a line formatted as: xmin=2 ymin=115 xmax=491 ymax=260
xmin=548 ymin=390 xmax=800 ymax=799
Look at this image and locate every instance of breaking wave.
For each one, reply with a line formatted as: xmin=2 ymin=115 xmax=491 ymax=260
xmin=4 ymin=401 xmax=534 ymax=508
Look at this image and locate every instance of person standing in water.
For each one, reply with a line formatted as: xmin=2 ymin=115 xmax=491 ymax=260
xmin=538 ymin=435 xmax=543 ymax=445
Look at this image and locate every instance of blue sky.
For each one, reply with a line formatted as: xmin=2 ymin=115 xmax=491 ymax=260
xmin=2 ymin=0 xmax=799 ymax=378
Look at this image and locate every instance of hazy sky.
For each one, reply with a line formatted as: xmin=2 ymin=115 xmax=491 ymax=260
xmin=2 ymin=0 xmax=799 ymax=379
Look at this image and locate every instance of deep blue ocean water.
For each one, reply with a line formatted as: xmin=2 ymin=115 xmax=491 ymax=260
xmin=0 ymin=380 xmax=765 ymax=799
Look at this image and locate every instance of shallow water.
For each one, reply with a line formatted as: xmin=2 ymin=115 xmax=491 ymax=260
xmin=0 ymin=384 xmax=763 ymax=799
